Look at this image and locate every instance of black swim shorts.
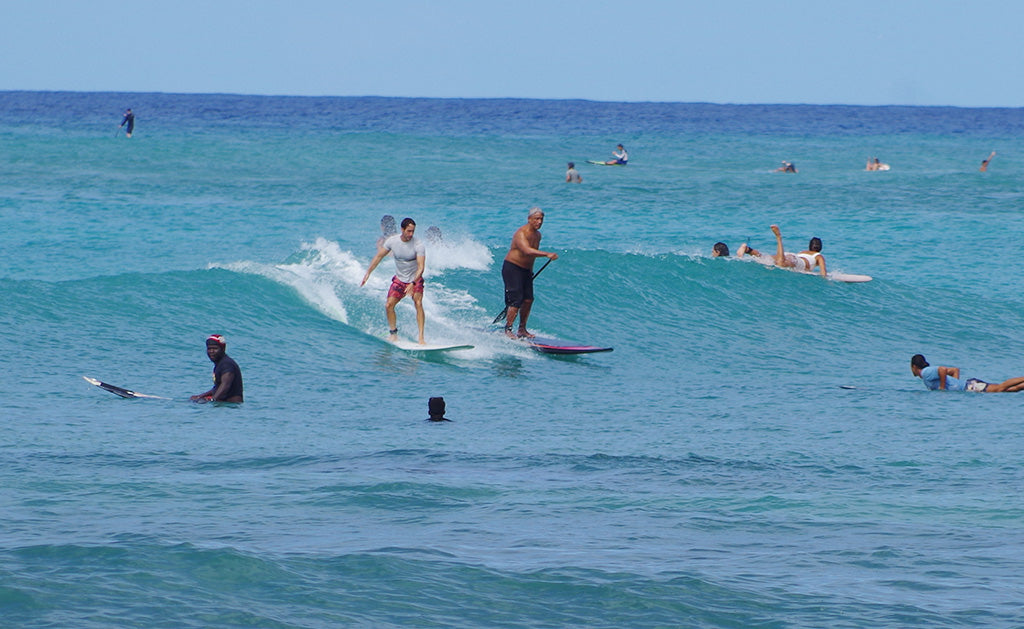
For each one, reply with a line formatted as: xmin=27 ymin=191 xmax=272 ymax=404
xmin=502 ymin=260 xmax=534 ymax=307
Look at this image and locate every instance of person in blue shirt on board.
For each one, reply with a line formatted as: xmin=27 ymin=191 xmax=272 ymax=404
xmin=910 ymin=354 xmax=1024 ymax=392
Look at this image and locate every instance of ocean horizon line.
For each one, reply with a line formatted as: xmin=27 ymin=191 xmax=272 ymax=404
xmin=1 ymin=88 xmax=1021 ymax=111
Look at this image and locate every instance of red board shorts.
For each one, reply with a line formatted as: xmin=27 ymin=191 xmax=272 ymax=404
xmin=388 ymin=276 xmax=424 ymax=301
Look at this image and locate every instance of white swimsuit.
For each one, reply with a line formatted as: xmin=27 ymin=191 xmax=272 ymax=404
xmin=797 ymin=252 xmax=821 ymax=271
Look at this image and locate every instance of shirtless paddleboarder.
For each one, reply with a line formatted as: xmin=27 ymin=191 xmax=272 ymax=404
xmin=501 ymin=207 xmax=558 ymax=338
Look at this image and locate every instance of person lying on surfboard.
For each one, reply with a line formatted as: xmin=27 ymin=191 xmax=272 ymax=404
xmin=502 ymin=207 xmax=558 ymax=339
xmin=770 ymin=224 xmax=826 ymax=277
xmin=911 ymin=354 xmax=1024 ymax=392
xmin=190 ymin=334 xmax=244 ymax=403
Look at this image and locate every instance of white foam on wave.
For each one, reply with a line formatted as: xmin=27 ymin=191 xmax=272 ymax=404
xmin=419 ymin=233 xmax=492 ymax=274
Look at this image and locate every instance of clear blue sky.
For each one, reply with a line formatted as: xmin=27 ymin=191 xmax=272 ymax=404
xmin=2 ymin=1 xmax=1021 ymax=106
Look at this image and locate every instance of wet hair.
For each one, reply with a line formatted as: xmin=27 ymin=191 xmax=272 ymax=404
xmin=808 ymin=237 xmax=822 ymax=252
xmin=400 ymin=217 xmax=416 ymax=230
xmin=567 ymin=162 xmax=575 ymax=169
xmin=911 ymin=354 xmax=929 ymax=370
xmin=712 ymin=242 xmax=730 ymax=257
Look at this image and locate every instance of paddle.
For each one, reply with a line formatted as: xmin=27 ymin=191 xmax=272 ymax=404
xmin=491 ymin=258 xmax=553 ymax=324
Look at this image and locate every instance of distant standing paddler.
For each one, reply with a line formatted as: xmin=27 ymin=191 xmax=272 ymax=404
xmin=502 ymin=207 xmax=558 ymax=338
xmin=119 ymin=108 xmax=135 ymax=137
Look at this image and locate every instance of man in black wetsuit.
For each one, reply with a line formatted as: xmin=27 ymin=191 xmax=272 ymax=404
xmin=119 ymin=108 xmax=135 ymax=137
xmin=191 ymin=334 xmax=244 ymax=403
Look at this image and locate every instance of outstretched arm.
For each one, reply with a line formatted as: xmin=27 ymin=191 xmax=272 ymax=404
xmin=361 ymin=248 xmax=389 ymax=286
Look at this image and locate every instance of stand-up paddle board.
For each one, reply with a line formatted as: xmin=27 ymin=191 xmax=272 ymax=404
xmin=84 ymin=376 xmax=170 ymax=399
xmin=388 ymin=339 xmax=474 ymax=353
xmin=521 ymin=336 xmax=613 ymax=355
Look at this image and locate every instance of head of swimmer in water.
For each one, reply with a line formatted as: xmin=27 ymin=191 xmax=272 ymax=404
xmin=712 ymin=242 xmax=729 ymax=257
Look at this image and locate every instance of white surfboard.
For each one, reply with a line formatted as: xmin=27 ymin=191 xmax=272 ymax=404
xmin=828 ymin=272 xmax=873 ymax=283
xmin=84 ymin=376 xmax=170 ymax=399
xmin=388 ymin=339 xmax=474 ymax=353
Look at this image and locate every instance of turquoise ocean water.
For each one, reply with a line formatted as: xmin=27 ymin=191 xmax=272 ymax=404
xmin=2 ymin=91 xmax=1023 ymax=627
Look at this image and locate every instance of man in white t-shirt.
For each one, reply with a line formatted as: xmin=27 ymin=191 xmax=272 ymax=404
xmin=361 ymin=217 xmax=427 ymax=344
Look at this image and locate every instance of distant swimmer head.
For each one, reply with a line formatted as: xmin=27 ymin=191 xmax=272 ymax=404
xmin=381 ymin=215 xmax=396 ymax=235
xmin=712 ymin=242 xmax=730 ymax=257
xmin=528 ymin=206 xmax=544 ymax=218
xmin=910 ymin=354 xmax=929 ymax=375
xmin=809 ymin=237 xmax=822 ymax=252
xmin=206 ymin=334 xmax=226 ymax=347
xmin=427 ymin=396 xmax=450 ymax=421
